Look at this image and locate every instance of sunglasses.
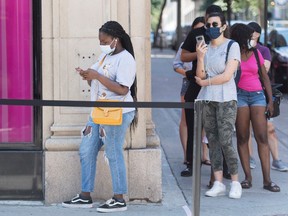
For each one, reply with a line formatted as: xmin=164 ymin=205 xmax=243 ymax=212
xmin=205 ymin=22 xmax=220 ymax=28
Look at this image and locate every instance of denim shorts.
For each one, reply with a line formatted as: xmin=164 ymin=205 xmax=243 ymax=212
xmin=237 ymin=88 xmax=267 ymax=108
xmin=180 ymin=77 xmax=190 ymax=96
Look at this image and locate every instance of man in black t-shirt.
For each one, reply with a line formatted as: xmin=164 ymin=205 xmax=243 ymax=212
xmin=179 ymin=5 xmax=223 ymax=177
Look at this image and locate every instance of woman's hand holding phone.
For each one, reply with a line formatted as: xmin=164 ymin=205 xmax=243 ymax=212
xmin=196 ymin=35 xmax=207 ymax=59
xmin=75 ymin=67 xmax=86 ymax=80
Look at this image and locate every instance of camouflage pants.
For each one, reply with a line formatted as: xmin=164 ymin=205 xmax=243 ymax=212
xmin=202 ymin=101 xmax=238 ymax=175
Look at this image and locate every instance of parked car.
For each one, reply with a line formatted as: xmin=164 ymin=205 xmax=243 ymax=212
xmin=267 ymin=28 xmax=288 ymax=92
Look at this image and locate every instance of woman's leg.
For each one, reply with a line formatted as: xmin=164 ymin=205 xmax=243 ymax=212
xmin=250 ymin=106 xmax=271 ymax=185
xmin=267 ymin=121 xmax=279 ymax=161
xmin=216 ymin=101 xmax=238 ymax=181
xmin=201 ymin=129 xmax=210 ymax=164
xmin=236 ymin=107 xmax=252 ymax=183
xmin=180 ymin=107 xmax=194 ymax=176
xmin=248 ymin=123 xmax=257 ymax=169
xmin=79 ymin=122 xmax=102 ymax=196
xmin=203 ymin=102 xmax=223 ymax=182
xmin=102 ymin=111 xmax=134 ymax=198
xmin=179 ymin=95 xmax=188 ymax=163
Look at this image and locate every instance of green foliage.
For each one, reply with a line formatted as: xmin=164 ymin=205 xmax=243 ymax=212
xmin=200 ymin=0 xmax=262 ymax=20
xmin=151 ymin=0 xmax=165 ymax=32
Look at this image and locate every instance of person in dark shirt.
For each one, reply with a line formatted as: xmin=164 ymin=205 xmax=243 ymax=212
xmin=179 ymin=5 xmax=223 ymax=177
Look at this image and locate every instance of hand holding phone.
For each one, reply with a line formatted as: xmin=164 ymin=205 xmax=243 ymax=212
xmin=75 ymin=67 xmax=84 ymax=73
xmin=196 ymin=35 xmax=205 ymax=46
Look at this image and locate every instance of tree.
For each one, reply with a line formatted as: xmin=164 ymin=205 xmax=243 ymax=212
xmin=200 ymin=0 xmax=262 ymax=23
xmin=151 ymin=0 xmax=167 ymax=47
xmin=151 ymin=0 xmax=163 ymax=32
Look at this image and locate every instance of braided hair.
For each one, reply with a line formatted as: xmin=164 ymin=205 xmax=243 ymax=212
xmin=99 ymin=21 xmax=138 ymax=130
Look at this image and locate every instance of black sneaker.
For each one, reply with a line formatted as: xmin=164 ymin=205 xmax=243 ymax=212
xmin=181 ymin=165 xmax=192 ymax=177
xmin=62 ymin=194 xmax=93 ymax=208
xmin=97 ymin=197 xmax=127 ymax=213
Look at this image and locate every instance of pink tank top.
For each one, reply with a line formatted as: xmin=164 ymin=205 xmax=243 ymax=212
xmin=238 ymin=50 xmax=264 ymax=92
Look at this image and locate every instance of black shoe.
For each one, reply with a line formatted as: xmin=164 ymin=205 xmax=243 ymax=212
xmin=181 ymin=165 xmax=192 ymax=177
xmin=97 ymin=197 xmax=127 ymax=213
xmin=62 ymin=194 xmax=93 ymax=208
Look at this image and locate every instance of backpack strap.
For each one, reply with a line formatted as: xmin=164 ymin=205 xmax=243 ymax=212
xmin=225 ymin=40 xmax=235 ymax=63
xmin=225 ymin=40 xmax=241 ymax=85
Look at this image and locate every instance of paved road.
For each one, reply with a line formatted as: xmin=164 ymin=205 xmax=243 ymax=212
xmin=151 ymin=48 xmax=288 ymax=216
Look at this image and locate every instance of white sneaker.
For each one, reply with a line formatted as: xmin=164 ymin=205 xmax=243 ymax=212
xmin=229 ymin=181 xmax=242 ymax=199
xmin=205 ymin=181 xmax=226 ymax=197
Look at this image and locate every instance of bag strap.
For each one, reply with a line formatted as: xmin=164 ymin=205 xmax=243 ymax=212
xmin=253 ymin=49 xmax=265 ymax=87
xmin=96 ymin=54 xmax=127 ymax=102
xmin=98 ymin=55 xmax=107 ymax=69
xmin=225 ymin=40 xmax=241 ymax=84
xmin=225 ymin=40 xmax=235 ymax=63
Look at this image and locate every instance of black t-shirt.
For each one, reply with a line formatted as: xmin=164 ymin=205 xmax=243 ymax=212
xmin=181 ymin=26 xmax=210 ymax=102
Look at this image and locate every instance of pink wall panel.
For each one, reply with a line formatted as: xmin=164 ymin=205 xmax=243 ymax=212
xmin=0 ymin=0 xmax=33 ymax=143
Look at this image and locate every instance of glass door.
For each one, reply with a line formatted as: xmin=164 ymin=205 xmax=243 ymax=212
xmin=0 ymin=0 xmax=43 ymax=200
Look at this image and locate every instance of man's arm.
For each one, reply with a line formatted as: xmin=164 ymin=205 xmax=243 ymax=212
xmin=181 ymin=49 xmax=198 ymax=62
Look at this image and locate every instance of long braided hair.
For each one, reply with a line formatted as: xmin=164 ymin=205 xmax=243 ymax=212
xmin=99 ymin=21 xmax=138 ymax=130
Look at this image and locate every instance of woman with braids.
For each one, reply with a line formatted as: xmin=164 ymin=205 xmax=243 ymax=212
xmin=230 ymin=23 xmax=280 ymax=193
xmin=62 ymin=21 xmax=137 ymax=212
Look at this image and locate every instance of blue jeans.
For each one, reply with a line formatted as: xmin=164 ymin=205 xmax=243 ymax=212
xmin=79 ymin=111 xmax=135 ymax=194
xmin=180 ymin=77 xmax=190 ymax=96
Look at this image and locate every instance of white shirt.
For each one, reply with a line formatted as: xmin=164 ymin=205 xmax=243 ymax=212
xmin=197 ymin=40 xmax=240 ymax=102
xmin=90 ymin=50 xmax=136 ymax=113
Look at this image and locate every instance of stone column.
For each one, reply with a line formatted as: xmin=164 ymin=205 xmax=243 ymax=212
xmin=43 ymin=0 xmax=161 ymax=204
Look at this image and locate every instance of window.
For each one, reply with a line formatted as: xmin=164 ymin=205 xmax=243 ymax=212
xmin=0 ymin=0 xmax=42 ymax=148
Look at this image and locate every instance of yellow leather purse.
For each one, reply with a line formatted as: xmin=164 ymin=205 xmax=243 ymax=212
xmin=90 ymin=55 xmax=123 ymax=125
xmin=92 ymin=100 xmax=122 ymax=125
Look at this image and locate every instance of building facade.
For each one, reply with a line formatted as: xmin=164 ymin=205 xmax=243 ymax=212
xmin=0 ymin=0 xmax=161 ymax=204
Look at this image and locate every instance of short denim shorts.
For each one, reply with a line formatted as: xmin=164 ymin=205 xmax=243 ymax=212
xmin=180 ymin=77 xmax=190 ymax=96
xmin=237 ymin=88 xmax=267 ymax=108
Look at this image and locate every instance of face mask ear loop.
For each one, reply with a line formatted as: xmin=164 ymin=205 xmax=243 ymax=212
xmin=111 ymin=38 xmax=117 ymax=49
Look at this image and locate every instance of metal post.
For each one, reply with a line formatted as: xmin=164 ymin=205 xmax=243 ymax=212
xmin=191 ymin=100 xmax=203 ymax=216
xmin=176 ymin=0 xmax=182 ymax=50
xmin=264 ymin=0 xmax=268 ymax=46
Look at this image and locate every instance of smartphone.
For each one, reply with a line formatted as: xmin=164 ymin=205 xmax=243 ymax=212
xmin=196 ymin=35 xmax=205 ymax=45
xmin=265 ymin=110 xmax=271 ymax=120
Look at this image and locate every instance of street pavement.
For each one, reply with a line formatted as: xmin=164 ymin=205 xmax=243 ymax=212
xmin=0 ymin=48 xmax=287 ymax=216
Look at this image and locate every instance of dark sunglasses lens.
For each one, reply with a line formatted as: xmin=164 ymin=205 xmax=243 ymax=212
xmin=212 ymin=22 xmax=219 ymax=27
xmin=206 ymin=22 xmax=219 ymax=28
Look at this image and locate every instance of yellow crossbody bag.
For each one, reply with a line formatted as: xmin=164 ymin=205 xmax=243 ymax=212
xmin=91 ymin=55 xmax=123 ymax=125
xmin=92 ymin=100 xmax=122 ymax=125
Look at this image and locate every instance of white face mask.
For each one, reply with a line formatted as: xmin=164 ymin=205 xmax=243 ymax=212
xmin=100 ymin=39 xmax=117 ymax=55
xmin=248 ymin=39 xmax=257 ymax=49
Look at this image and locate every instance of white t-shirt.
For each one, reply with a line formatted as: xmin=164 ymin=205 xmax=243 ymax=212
xmin=90 ymin=50 xmax=136 ymax=113
xmin=197 ymin=39 xmax=241 ymax=102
